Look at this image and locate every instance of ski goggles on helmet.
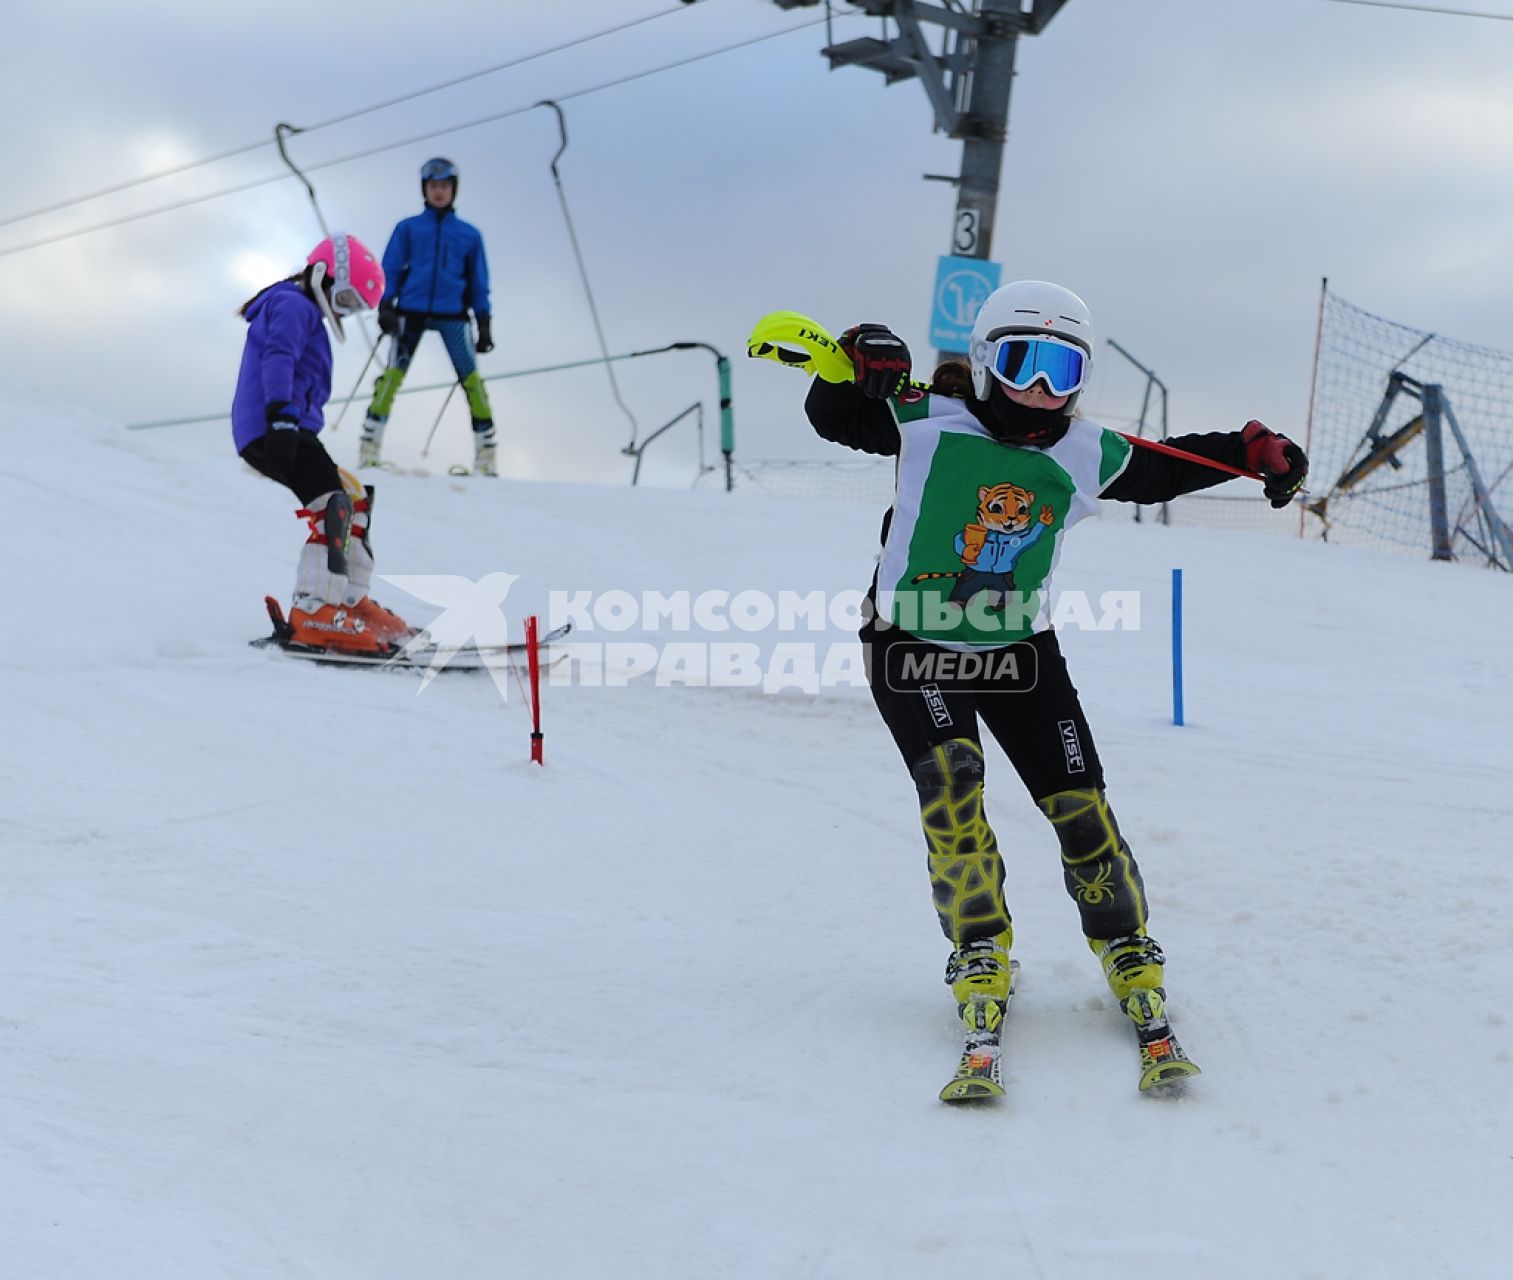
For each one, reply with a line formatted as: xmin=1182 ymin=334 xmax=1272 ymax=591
xmin=322 ymin=235 xmax=371 ymax=316
xmin=329 ymin=282 xmax=368 ymax=317
xmin=420 ymin=157 xmax=457 ymax=183
xmin=982 ymin=333 xmax=1089 ymax=397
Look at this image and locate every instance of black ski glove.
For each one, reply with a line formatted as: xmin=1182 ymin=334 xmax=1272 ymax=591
xmin=475 ymin=314 xmax=494 ymax=355
xmin=1241 ymin=420 xmax=1308 ymax=508
xmin=377 ymin=298 xmax=399 ymax=336
xmin=838 ymin=323 xmax=911 ymax=399
xmin=263 ymin=401 xmax=302 ymax=478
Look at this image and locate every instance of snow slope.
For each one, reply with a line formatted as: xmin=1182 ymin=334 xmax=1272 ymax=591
xmin=2 ymin=380 xmax=1511 ymax=1280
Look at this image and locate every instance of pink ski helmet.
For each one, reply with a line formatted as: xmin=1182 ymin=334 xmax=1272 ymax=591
xmin=306 ymin=233 xmax=384 ymax=316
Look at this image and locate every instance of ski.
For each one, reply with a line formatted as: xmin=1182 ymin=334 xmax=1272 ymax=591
xmin=363 ymin=463 xmax=440 ymax=478
xmin=1123 ymin=991 xmax=1201 ymax=1093
xmin=251 ymin=596 xmax=572 ymax=671
xmin=939 ymin=959 xmax=1019 ymax=1103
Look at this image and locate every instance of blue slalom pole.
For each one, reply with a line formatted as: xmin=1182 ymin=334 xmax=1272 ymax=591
xmin=1172 ymin=568 xmax=1185 ymax=727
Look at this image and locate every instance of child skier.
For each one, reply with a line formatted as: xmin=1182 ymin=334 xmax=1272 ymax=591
xmin=358 ymin=157 xmax=497 ymax=474
xmin=233 ymin=233 xmax=415 ymax=654
xmin=804 ymin=280 xmax=1307 ymax=1094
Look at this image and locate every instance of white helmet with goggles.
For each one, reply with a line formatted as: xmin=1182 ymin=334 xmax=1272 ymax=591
xmin=969 ymin=279 xmax=1095 ymax=412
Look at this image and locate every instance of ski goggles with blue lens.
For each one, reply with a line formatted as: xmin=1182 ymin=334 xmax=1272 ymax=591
xmin=983 ymin=333 xmax=1089 ymax=397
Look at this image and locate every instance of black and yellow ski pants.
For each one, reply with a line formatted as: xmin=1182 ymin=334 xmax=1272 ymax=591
xmin=863 ymin=620 xmax=1150 ymax=947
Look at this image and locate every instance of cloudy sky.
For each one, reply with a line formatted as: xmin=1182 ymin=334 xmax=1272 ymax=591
xmin=3 ymin=0 xmax=1511 ymax=485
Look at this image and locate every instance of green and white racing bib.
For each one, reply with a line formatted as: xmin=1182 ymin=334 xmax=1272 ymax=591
xmin=876 ymin=390 xmax=1133 ymax=650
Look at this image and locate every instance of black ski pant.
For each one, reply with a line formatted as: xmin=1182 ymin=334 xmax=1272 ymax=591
xmin=241 ymin=429 xmax=344 ymax=506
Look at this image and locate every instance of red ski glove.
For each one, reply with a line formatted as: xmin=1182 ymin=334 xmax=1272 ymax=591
xmin=838 ymin=323 xmax=911 ymax=400
xmin=1242 ymin=421 xmax=1308 ymax=508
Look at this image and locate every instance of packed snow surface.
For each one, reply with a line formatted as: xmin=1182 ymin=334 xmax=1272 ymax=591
xmin=2 ymin=381 xmax=1510 ymax=1278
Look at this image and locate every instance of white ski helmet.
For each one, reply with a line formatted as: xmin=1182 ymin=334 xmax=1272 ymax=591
xmin=969 ymin=279 xmax=1095 ymax=410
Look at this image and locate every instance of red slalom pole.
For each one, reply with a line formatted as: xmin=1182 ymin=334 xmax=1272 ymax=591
xmin=1118 ymin=432 xmax=1261 ymax=481
xmin=526 ymin=615 xmax=544 ymax=765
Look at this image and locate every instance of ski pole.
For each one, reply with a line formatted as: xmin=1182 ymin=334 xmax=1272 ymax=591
xmin=330 ymin=330 xmax=386 ymax=434
xmin=421 ymin=382 xmax=459 ymax=458
xmin=1122 ymin=434 xmax=1258 ymax=480
xmin=1123 ymin=433 xmax=1308 ymax=500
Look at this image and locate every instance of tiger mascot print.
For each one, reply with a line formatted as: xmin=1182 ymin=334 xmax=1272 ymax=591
xmin=910 ymin=481 xmax=1056 ymax=611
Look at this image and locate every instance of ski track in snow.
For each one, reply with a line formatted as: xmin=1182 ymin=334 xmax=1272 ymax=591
xmin=1 ymin=381 xmax=1510 ymax=1279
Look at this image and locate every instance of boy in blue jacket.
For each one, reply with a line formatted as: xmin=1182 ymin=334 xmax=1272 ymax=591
xmin=359 ymin=157 xmax=498 ymax=474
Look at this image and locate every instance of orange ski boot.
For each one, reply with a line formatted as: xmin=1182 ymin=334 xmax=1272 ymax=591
xmin=351 ymin=596 xmax=418 ymax=647
xmin=286 ymin=602 xmax=386 ymax=654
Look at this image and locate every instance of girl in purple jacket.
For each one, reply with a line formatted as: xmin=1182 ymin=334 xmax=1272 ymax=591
xmin=233 ymin=234 xmax=413 ymax=652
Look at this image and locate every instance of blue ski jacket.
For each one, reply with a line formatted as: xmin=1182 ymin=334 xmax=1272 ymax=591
xmin=380 ymin=206 xmax=491 ymax=320
xmin=231 ymin=281 xmax=332 ymax=450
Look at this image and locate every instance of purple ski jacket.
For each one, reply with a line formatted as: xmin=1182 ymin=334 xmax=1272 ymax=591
xmin=231 ymin=281 xmax=333 ymax=451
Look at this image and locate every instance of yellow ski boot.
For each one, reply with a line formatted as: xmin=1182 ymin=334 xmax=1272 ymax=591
xmin=1091 ymin=934 xmax=1201 ymax=1093
xmin=939 ymin=930 xmax=1017 ymax=1103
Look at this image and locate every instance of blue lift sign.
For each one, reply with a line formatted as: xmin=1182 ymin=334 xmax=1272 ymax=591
xmin=930 ymin=255 xmax=1001 ymax=353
